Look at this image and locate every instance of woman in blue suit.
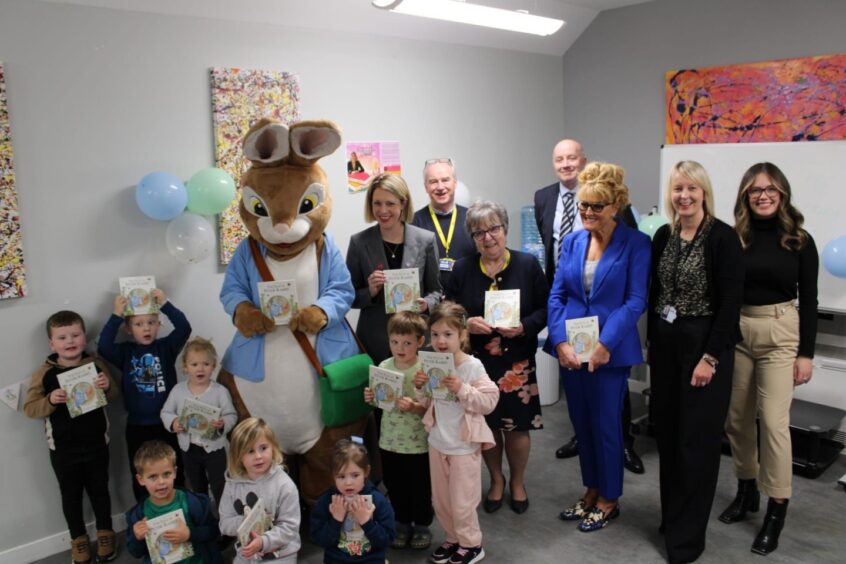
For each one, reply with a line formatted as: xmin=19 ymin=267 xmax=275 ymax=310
xmin=547 ymin=162 xmax=651 ymax=532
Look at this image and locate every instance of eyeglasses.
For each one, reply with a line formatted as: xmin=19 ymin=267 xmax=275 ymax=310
xmin=577 ymin=201 xmax=610 ymax=213
xmin=424 ymin=158 xmax=454 ymax=167
xmin=471 ymin=224 xmax=504 ymax=241
xmin=748 ymin=186 xmax=779 ymax=199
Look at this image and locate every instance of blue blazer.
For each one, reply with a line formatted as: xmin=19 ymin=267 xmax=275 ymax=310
xmin=546 ymin=222 xmax=651 ymax=368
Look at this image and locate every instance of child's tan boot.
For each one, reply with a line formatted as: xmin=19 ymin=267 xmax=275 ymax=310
xmin=95 ymin=529 xmax=118 ymax=563
xmin=70 ymin=535 xmax=91 ymax=564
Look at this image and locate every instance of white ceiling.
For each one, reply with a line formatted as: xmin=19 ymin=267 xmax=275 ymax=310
xmin=42 ymin=0 xmax=654 ymax=56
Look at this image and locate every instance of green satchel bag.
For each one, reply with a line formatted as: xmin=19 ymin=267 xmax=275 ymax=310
xmin=249 ymin=238 xmax=373 ymax=427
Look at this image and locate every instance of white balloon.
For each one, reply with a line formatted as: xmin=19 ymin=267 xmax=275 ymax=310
xmin=165 ymin=212 xmax=215 ymax=264
xmin=455 ymin=180 xmax=471 ymax=207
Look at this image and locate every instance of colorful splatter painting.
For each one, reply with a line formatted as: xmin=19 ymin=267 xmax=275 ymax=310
xmin=210 ymin=68 xmax=300 ymax=263
xmin=0 ymin=63 xmax=27 ymax=300
xmin=665 ymin=53 xmax=846 ymax=144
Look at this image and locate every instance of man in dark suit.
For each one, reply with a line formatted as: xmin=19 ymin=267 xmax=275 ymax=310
xmin=535 ymin=139 xmax=645 ymax=474
xmin=411 ymin=158 xmax=476 ymax=290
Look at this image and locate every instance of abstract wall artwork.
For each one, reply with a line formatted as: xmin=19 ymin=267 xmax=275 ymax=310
xmin=0 ymin=62 xmax=27 ymax=300
xmin=210 ymin=68 xmax=300 ymax=263
xmin=665 ymin=53 xmax=846 ymax=144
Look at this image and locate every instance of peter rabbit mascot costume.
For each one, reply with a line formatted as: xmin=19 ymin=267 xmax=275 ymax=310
xmin=217 ymin=118 xmax=365 ymax=506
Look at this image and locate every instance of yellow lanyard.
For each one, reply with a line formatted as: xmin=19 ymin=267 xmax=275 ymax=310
xmin=479 ymin=250 xmax=511 ymax=290
xmin=428 ymin=205 xmax=457 ymax=258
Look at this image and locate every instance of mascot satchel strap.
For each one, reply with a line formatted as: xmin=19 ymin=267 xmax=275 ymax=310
xmin=247 ymin=237 xmax=367 ymax=377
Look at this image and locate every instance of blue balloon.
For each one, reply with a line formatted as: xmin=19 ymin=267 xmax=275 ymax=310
xmin=136 ymin=171 xmax=188 ymax=220
xmin=822 ymin=236 xmax=846 ymax=279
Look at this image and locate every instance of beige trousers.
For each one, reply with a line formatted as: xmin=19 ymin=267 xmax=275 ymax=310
xmin=429 ymin=448 xmax=483 ymax=548
xmin=725 ymin=302 xmax=798 ymax=499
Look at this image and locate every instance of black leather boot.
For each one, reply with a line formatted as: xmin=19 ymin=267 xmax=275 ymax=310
xmin=751 ymin=498 xmax=788 ymax=555
xmin=719 ymin=478 xmax=760 ymax=523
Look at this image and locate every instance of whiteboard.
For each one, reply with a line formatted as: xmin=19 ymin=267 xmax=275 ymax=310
xmin=659 ymin=141 xmax=846 ymax=314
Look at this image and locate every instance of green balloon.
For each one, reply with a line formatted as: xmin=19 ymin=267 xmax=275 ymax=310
xmin=638 ymin=214 xmax=668 ymax=239
xmin=186 ymin=167 xmax=236 ymax=215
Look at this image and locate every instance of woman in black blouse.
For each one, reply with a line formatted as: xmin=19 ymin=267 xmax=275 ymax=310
xmin=720 ymin=162 xmax=818 ymax=555
xmin=648 ymin=160 xmax=744 ymax=564
xmin=444 ymin=200 xmax=548 ymax=515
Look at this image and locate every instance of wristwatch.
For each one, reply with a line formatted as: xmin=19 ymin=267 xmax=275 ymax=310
xmin=702 ymin=353 xmax=719 ymax=368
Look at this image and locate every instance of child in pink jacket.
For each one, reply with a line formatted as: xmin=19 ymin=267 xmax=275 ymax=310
xmin=414 ymin=302 xmax=499 ymax=564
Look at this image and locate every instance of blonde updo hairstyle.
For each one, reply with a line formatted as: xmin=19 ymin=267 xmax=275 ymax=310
xmin=577 ymin=162 xmax=630 ymax=213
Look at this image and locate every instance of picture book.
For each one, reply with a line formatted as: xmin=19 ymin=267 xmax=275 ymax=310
xmin=236 ymin=498 xmax=272 ymax=548
xmin=368 ymin=365 xmax=404 ymax=411
xmin=144 ymin=508 xmax=194 ymax=564
xmin=484 ymin=289 xmax=521 ymax=328
xmin=56 ymin=363 xmax=107 ymax=418
xmin=565 ymin=315 xmax=600 ymax=363
xmin=341 ymin=494 xmax=373 ymax=543
xmin=257 ymin=280 xmax=298 ymax=325
xmin=178 ymin=398 xmax=221 ymax=440
xmin=419 ymin=351 xmax=455 ymax=401
xmin=383 ymin=268 xmax=420 ymax=314
xmin=119 ymin=275 xmax=157 ymax=316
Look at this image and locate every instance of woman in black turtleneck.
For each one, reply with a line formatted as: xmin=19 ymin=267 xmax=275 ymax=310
xmin=721 ymin=162 xmax=818 ymax=556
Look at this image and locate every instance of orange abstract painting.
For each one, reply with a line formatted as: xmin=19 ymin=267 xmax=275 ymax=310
xmin=665 ymin=53 xmax=846 ymax=144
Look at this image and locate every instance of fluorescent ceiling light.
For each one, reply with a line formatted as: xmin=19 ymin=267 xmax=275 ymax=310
xmin=372 ymin=0 xmax=565 ymax=37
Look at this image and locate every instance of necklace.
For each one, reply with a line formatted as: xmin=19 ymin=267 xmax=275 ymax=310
xmin=383 ymin=240 xmax=401 ymax=259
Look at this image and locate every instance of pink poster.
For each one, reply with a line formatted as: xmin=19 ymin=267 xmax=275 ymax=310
xmin=346 ymin=141 xmax=401 ymax=193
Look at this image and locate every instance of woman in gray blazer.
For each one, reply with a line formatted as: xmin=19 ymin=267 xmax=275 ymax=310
xmin=346 ymin=173 xmax=442 ymax=363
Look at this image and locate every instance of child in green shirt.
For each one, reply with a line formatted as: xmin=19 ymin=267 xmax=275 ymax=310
xmin=363 ymin=311 xmax=433 ymax=550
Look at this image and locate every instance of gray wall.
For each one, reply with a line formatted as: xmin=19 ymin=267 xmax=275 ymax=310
xmin=0 ymin=0 xmax=563 ymax=556
xmin=562 ymin=0 xmax=846 ymax=214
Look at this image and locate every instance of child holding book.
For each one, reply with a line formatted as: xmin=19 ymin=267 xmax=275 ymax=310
xmin=219 ymin=417 xmax=301 ymax=563
xmin=24 ymin=310 xmax=120 ymax=564
xmin=126 ymin=440 xmax=222 ymax=563
xmin=160 ymin=337 xmax=237 ymax=508
xmin=98 ymin=287 xmax=191 ymax=501
xmin=310 ymin=438 xmax=396 ymax=563
xmin=362 ymin=311 xmax=433 ymax=550
xmin=413 ymin=302 xmax=499 ymax=564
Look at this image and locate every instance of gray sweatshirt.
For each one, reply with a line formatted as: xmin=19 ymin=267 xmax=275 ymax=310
xmin=160 ymin=380 xmax=238 ymax=452
xmin=219 ymin=464 xmax=301 ymax=563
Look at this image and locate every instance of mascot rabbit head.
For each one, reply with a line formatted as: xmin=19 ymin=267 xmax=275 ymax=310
xmin=239 ymin=118 xmax=341 ymax=261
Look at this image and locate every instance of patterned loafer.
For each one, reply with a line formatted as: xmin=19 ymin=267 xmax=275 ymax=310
xmin=392 ymin=522 xmax=410 ymax=549
xmin=559 ymin=499 xmax=591 ymax=521
xmin=578 ymin=505 xmax=620 ymax=532
xmin=409 ymin=526 xmax=432 ymax=550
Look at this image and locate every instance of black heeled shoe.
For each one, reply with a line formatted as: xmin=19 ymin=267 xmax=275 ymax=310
xmin=751 ymin=499 xmax=788 ymax=555
xmin=719 ymin=479 xmax=760 ymax=524
xmin=483 ymin=496 xmax=503 ymax=513
xmin=509 ymin=489 xmax=529 ymax=514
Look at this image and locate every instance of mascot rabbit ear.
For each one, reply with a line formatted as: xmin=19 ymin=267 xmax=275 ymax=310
xmin=288 ymin=120 xmax=342 ymax=167
xmin=243 ymin=119 xmax=290 ymax=166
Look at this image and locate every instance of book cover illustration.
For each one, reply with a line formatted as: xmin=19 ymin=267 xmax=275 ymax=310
xmin=178 ymin=398 xmax=221 ymax=441
xmin=119 ymin=275 xmax=157 ymax=316
xmin=236 ymin=498 xmax=272 ymax=549
xmin=368 ymin=365 xmax=404 ymax=411
xmin=484 ymin=289 xmax=521 ymax=328
xmin=339 ymin=494 xmax=373 ymax=556
xmin=144 ymin=508 xmax=195 ymax=564
xmin=383 ymin=268 xmax=419 ymax=314
xmin=419 ymin=351 xmax=456 ymax=401
xmin=565 ymin=316 xmax=600 ymax=363
xmin=257 ymin=280 xmax=298 ymax=326
xmin=56 ymin=363 xmax=107 ymax=418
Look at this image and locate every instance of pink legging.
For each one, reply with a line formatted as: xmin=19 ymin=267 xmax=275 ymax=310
xmin=429 ymin=447 xmax=482 ymax=548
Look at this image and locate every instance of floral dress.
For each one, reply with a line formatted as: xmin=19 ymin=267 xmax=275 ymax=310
xmin=445 ymin=249 xmax=549 ymax=432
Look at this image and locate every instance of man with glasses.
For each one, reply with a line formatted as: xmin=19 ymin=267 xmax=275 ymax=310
xmin=411 ymin=158 xmax=477 ymax=289
xmin=534 ymin=139 xmax=645 ymax=474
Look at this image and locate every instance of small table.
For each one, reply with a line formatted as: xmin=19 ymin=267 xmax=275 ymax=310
xmin=790 ymin=399 xmax=846 ymax=478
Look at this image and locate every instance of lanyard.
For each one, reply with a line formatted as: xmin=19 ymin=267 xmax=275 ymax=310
xmin=429 ymin=205 xmax=457 ymax=258
xmin=669 ymin=217 xmax=706 ymax=303
xmin=480 ymin=250 xmax=511 ymax=290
